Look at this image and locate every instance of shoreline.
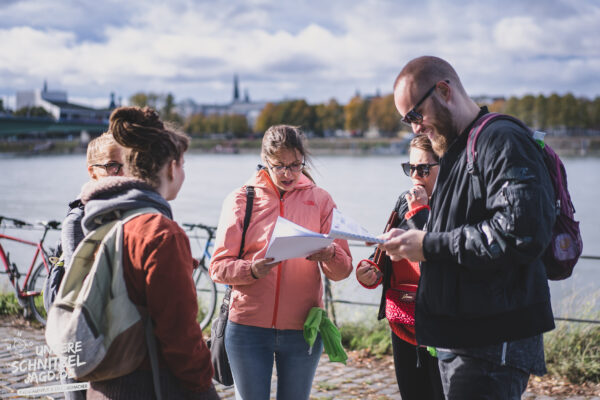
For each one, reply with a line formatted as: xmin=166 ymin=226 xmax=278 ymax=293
xmin=1 ymin=136 xmax=600 ymax=157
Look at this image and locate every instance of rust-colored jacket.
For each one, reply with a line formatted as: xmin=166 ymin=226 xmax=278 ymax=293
xmin=209 ymin=169 xmax=353 ymax=330
xmin=123 ymin=214 xmax=214 ymax=393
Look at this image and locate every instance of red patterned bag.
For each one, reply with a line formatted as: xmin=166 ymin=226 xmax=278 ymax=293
xmin=385 ymin=284 xmax=417 ymax=326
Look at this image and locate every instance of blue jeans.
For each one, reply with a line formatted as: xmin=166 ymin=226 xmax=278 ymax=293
xmin=225 ymin=321 xmax=323 ymax=400
xmin=438 ymin=352 xmax=530 ymax=400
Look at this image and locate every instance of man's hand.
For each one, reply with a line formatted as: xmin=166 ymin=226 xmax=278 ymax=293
xmin=356 ymin=260 xmax=382 ymax=287
xmin=379 ymin=229 xmax=426 ymax=262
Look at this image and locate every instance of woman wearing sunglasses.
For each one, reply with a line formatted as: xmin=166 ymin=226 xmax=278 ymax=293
xmin=355 ymin=134 xmax=443 ymax=400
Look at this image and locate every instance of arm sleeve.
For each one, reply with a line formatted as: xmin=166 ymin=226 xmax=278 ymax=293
xmin=405 ymin=205 xmax=429 ymax=230
xmin=143 ymin=230 xmax=214 ymax=393
xmin=423 ymin=124 xmax=555 ymax=271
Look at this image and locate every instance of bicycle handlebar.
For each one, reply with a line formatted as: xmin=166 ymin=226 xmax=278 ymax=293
xmin=183 ymin=223 xmax=217 ymax=235
xmin=40 ymin=220 xmax=62 ymax=230
xmin=0 ymin=216 xmax=61 ymax=230
xmin=0 ymin=215 xmax=32 ymax=228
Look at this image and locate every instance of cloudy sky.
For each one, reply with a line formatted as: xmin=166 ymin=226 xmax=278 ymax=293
xmin=1 ymin=0 xmax=599 ymax=110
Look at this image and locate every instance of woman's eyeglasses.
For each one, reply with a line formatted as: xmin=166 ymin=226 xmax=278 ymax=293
xmin=91 ymin=162 xmax=123 ymax=175
xmin=402 ymin=162 xmax=439 ymax=178
xmin=266 ymin=160 xmax=305 ymax=174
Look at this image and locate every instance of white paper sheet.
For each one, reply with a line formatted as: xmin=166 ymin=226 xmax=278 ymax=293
xmin=265 ymin=217 xmax=333 ymax=263
xmin=264 ymin=210 xmax=382 ymax=263
xmin=328 ymin=208 xmax=384 ymax=244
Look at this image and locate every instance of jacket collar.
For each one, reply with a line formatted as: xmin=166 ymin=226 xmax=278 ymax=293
xmin=444 ymin=106 xmax=489 ymax=160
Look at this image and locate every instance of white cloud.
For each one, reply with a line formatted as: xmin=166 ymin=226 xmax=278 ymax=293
xmin=0 ymin=0 xmax=598 ymax=108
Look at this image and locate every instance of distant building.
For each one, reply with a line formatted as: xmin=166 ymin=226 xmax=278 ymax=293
xmin=471 ymin=95 xmax=505 ymax=105
xmin=16 ymin=81 xmax=113 ymax=123
xmin=175 ymin=75 xmax=268 ymax=128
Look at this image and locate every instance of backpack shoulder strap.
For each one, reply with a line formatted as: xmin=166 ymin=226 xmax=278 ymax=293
xmin=223 ymin=185 xmax=255 ymax=305
xmin=239 ymin=186 xmax=255 ymax=259
xmin=466 ymin=113 xmax=533 ymax=200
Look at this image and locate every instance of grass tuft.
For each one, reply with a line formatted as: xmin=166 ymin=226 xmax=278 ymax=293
xmin=0 ymin=293 xmax=21 ymax=316
xmin=544 ymin=320 xmax=600 ymax=383
xmin=339 ymin=319 xmax=391 ymax=356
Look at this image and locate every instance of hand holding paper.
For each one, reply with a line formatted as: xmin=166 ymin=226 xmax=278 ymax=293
xmin=265 ymin=217 xmax=333 ymax=263
xmin=264 ymin=209 xmax=382 ymax=263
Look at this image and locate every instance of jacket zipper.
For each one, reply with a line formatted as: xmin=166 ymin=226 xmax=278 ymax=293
xmin=264 ymin=171 xmax=284 ymax=328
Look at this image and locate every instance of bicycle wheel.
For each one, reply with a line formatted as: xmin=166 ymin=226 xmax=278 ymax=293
xmin=28 ymin=262 xmax=48 ymax=326
xmin=194 ymin=264 xmax=217 ymax=330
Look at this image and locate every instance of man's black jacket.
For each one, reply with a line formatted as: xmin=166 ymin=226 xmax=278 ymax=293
xmin=417 ymin=108 xmax=556 ymax=348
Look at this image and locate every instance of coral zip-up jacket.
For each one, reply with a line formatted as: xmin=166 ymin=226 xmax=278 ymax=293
xmin=209 ymin=169 xmax=353 ymax=330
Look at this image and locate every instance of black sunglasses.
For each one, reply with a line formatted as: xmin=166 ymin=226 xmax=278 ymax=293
xmin=402 ymin=162 xmax=439 ymax=178
xmin=401 ymin=80 xmax=449 ymax=126
xmin=92 ymin=161 xmax=123 ymax=175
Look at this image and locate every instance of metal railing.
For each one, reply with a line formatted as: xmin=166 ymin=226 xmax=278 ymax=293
xmin=338 ymin=244 xmax=600 ymax=325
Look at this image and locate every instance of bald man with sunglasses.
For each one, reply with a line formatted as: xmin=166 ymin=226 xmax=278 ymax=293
xmin=379 ymin=56 xmax=556 ymax=399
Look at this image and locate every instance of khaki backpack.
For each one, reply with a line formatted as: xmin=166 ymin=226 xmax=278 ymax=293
xmin=45 ymin=207 xmax=161 ymax=391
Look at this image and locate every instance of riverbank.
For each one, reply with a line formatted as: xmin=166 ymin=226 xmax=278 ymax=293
xmin=1 ymin=135 xmax=599 ymax=157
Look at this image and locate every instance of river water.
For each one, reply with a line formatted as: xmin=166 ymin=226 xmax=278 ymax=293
xmin=0 ymin=153 xmax=598 ymax=323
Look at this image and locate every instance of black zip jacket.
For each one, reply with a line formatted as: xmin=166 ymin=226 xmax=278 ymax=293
xmin=417 ymin=107 xmax=556 ymax=348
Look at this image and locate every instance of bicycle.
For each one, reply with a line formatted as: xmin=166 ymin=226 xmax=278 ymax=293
xmin=0 ymin=215 xmax=61 ymax=325
xmin=183 ymin=222 xmax=218 ymax=330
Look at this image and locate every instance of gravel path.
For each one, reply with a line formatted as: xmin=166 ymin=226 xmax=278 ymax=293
xmin=1 ymin=317 xmax=597 ymax=399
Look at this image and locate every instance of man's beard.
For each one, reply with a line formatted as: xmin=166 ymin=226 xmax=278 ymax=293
xmin=429 ymin=97 xmax=458 ymax=157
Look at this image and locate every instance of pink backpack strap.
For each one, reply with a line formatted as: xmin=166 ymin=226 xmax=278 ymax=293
xmin=466 ymin=113 xmax=502 ymax=199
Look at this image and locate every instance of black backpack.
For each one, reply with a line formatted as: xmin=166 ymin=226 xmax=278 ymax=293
xmin=43 ymin=199 xmax=84 ymax=311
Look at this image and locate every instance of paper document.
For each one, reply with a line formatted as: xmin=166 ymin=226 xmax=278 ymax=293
xmin=264 ymin=210 xmax=383 ymax=263
xmin=265 ymin=217 xmax=333 ymax=263
xmin=328 ymin=208 xmax=384 ymax=244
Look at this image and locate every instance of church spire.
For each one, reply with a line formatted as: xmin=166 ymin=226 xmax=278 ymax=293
xmin=233 ymin=74 xmax=240 ymax=102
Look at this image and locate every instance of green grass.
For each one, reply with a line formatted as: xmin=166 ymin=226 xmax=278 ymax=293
xmin=339 ymin=318 xmax=392 ymax=357
xmin=0 ymin=293 xmax=21 ymax=315
xmin=544 ymin=319 xmax=600 ymax=384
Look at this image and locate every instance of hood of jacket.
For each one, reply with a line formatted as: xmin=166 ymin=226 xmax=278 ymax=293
xmin=80 ymin=176 xmax=172 ymax=234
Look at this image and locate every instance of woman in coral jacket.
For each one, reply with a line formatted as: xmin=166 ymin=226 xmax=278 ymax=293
xmin=209 ymin=125 xmax=353 ymax=400
xmin=356 ymin=135 xmax=443 ymax=400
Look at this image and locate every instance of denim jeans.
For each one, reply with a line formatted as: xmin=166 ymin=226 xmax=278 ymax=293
xmin=438 ymin=352 xmax=530 ymax=400
xmin=225 ymin=321 xmax=323 ymax=400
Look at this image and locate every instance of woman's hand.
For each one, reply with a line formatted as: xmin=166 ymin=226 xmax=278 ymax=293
xmin=306 ymin=244 xmax=336 ymax=262
xmin=250 ymin=258 xmax=277 ymax=279
xmin=405 ymin=185 xmax=428 ymax=209
xmin=356 ymin=260 xmax=382 ymax=287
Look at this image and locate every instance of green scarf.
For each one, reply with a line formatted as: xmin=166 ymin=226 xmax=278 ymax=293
xmin=303 ymin=307 xmax=347 ymax=364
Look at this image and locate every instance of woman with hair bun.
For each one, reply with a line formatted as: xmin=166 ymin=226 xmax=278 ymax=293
xmin=81 ymin=106 xmax=219 ymax=399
